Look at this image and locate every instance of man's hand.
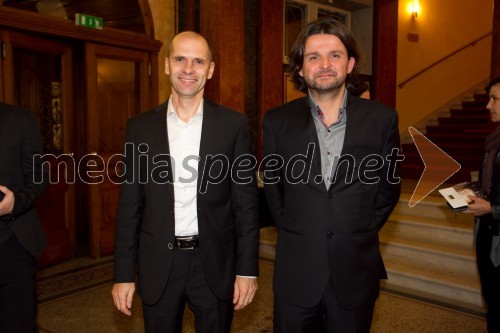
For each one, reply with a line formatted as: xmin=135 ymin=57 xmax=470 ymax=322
xmin=233 ymin=276 xmax=258 ymax=310
xmin=0 ymin=186 xmax=14 ymax=216
xmin=465 ymin=195 xmax=492 ymax=217
xmin=112 ymin=282 xmax=136 ymax=316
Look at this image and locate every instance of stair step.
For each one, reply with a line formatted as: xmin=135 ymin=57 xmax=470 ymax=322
xmin=449 ymin=109 xmax=489 ymax=117
xmin=473 ymin=92 xmax=488 ymax=100
xmin=401 ymin=150 xmax=483 ymax=159
xmin=450 ymin=107 xmax=487 ymax=111
xmin=442 ymin=114 xmax=490 ymax=119
xmin=463 ymin=100 xmax=488 ymax=109
xmin=384 ymin=212 xmax=474 ymax=246
xmin=438 ymin=116 xmax=491 ymax=125
xmin=426 ymin=136 xmax=485 ymax=146
xmin=380 ymin=283 xmax=485 ymax=316
xmin=400 ymin=165 xmax=424 ymax=180
xmin=393 ymin=193 xmax=474 ymax=219
xmin=425 ymin=124 xmax=492 ymax=134
xmin=401 ymin=148 xmax=483 ymax=157
xmin=382 ymin=254 xmax=483 ymax=309
xmin=400 ymin=167 xmax=473 ymax=182
xmin=402 ymin=153 xmax=481 ymax=168
xmin=379 ymin=232 xmax=476 ymax=272
xmin=384 ymin=251 xmax=480 ymax=287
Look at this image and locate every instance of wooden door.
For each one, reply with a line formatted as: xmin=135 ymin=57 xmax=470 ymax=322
xmin=0 ymin=30 xmax=76 ymax=267
xmin=84 ymin=43 xmax=152 ymax=257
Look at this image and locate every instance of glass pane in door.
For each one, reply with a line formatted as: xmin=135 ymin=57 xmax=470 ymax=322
xmin=13 ymin=49 xmax=63 ymax=154
xmin=317 ymin=8 xmax=348 ymax=27
xmin=285 ymin=1 xmax=307 ymax=62
xmin=8 ymin=36 xmax=75 ymax=267
xmin=96 ymin=58 xmax=140 ymax=153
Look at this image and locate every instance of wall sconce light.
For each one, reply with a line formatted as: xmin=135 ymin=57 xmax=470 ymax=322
xmin=408 ymin=0 xmax=421 ymax=18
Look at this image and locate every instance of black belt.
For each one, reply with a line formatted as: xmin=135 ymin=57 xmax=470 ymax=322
xmin=174 ymin=235 xmax=199 ymax=250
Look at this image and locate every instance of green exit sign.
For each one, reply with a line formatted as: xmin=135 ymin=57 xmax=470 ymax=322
xmin=75 ymin=13 xmax=103 ymax=30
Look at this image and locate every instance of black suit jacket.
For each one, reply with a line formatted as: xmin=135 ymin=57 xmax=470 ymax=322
xmin=263 ymin=93 xmax=401 ymax=309
xmin=477 ymin=150 xmax=500 ymax=235
xmin=113 ymin=99 xmax=259 ymax=305
xmin=0 ymin=103 xmax=48 ymax=258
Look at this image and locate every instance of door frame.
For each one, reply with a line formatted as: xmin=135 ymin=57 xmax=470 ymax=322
xmin=0 ymin=3 xmax=160 ymax=264
xmin=84 ymin=42 xmax=155 ymax=257
xmin=1 ymin=30 xmax=77 ymax=265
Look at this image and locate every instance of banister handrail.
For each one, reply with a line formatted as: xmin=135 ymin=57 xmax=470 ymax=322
xmin=398 ymin=32 xmax=492 ymax=89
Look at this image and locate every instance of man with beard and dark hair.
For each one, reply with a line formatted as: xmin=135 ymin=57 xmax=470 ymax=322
xmin=466 ymin=77 xmax=500 ymax=332
xmin=263 ymin=18 xmax=401 ymax=332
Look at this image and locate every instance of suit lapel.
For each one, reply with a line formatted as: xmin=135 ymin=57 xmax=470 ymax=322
xmin=298 ymin=98 xmax=325 ymax=193
xmin=197 ymin=100 xmax=220 ymax=192
xmin=329 ymin=92 xmax=355 ymax=193
xmin=339 ymin=93 xmax=355 ymax=158
xmin=151 ymin=102 xmax=174 ymax=202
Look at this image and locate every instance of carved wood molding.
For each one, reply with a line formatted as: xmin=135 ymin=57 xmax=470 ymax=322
xmin=0 ymin=6 xmax=162 ymax=52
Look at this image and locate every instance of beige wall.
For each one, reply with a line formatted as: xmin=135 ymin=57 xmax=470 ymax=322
xmin=396 ymin=0 xmax=493 ymax=133
xmin=148 ymin=0 xmax=176 ymax=102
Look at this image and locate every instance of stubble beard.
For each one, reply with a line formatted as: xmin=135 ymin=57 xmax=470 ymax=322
xmin=307 ymin=79 xmax=344 ymax=96
xmin=305 ymin=72 xmax=346 ymax=96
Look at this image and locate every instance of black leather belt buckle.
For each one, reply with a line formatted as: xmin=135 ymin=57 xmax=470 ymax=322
xmin=175 ymin=235 xmax=199 ymax=250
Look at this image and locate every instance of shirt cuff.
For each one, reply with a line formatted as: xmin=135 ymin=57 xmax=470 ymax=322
xmin=236 ymin=275 xmax=257 ymax=278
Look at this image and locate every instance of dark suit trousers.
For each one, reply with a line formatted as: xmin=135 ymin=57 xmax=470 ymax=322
xmin=142 ymin=248 xmax=233 ymax=333
xmin=274 ymin=277 xmax=374 ymax=333
xmin=476 ymin=220 xmax=500 ymax=333
xmin=0 ymin=235 xmax=37 ymax=333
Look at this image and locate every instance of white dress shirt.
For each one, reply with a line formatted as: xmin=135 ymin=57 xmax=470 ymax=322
xmin=166 ymin=98 xmax=256 ymax=279
xmin=167 ymin=97 xmax=203 ymax=237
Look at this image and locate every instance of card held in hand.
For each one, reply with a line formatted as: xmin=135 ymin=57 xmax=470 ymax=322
xmin=438 ymin=182 xmax=484 ymax=212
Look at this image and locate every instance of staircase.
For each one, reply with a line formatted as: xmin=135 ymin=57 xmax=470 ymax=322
xmin=380 ymin=190 xmax=485 ymax=314
xmin=401 ymin=90 xmax=494 ymax=183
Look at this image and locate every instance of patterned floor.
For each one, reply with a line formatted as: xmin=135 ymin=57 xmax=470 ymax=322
xmin=36 ymin=256 xmax=487 ymax=333
xmin=36 ymin=258 xmax=275 ymax=333
xmin=37 ymin=258 xmax=114 ymax=305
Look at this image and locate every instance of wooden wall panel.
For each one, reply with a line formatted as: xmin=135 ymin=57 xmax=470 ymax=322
xmin=258 ymin=0 xmax=284 ymax=159
xmin=492 ymin=0 xmax=500 ymax=79
xmin=200 ymin=0 xmax=245 ymax=113
xmin=373 ymin=0 xmax=398 ymax=107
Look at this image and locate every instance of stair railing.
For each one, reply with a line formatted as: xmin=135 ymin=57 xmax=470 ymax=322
xmin=398 ymin=32 xmax=492 ymax=89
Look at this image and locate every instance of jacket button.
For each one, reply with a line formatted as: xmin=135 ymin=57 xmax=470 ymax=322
xmin=170 ymin=210 xmax=174 ymax=216
xmin=327 ymin=231 xmax=334 ymax=238
xmin=168 ymin=243 xmax=173 ymax=250
xmin=327 ymin=193 xmax=333 ymax=199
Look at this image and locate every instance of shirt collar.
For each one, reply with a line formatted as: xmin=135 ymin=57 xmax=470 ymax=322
xmin=308 ymin=88 xmax=348 ymax=112
xmin=167 ymin=96 xmax=204 ymax=119
xmin=308 ymin=88 xmax=347 ymax=128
